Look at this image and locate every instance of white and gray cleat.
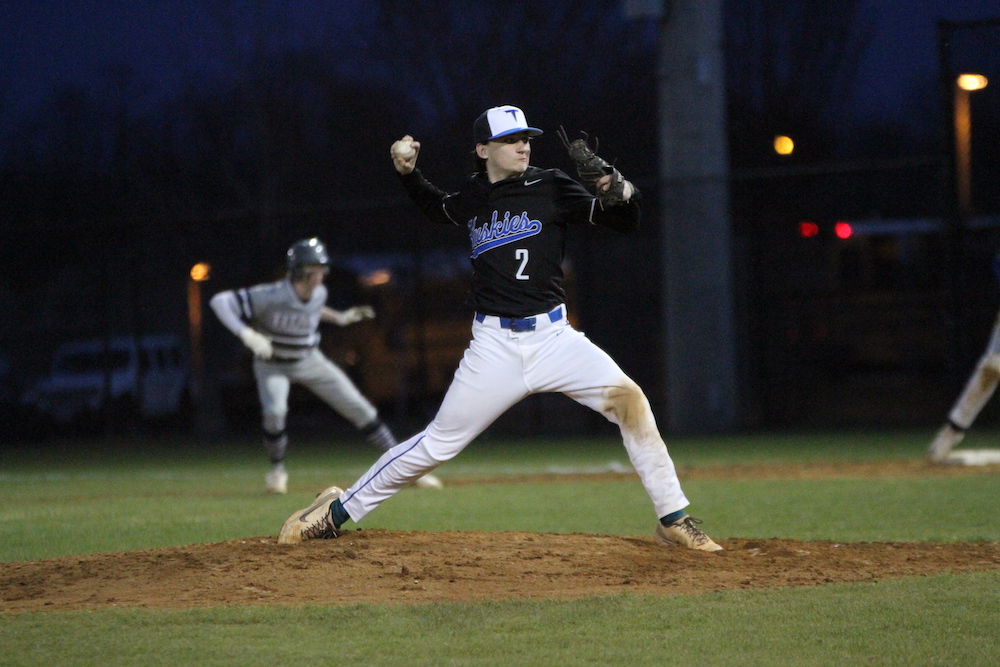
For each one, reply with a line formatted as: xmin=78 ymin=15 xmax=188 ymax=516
xmin=277 ymin=486 xmax=344 ymax=544
xmin=655 ymin=516 xmax=723 ymax=552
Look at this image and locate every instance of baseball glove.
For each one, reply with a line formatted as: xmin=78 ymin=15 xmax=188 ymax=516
xmin=556 ymin=126 xmax=628 ymax=206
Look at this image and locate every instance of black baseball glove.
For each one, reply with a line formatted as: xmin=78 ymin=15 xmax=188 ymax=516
xmin=557 ymin=126 xmax=628 ymax=206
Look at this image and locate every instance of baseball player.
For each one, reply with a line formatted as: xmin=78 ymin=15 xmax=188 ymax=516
xmin=209 ymin=237 xmax=443 ymax=493
xmin=278 ymin=105 xmax=721 ymax=551
xmin=928 ymin=250 xmax=1000 ymax=462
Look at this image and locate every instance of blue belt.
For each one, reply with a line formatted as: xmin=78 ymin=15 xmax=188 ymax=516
xmin=475 ymin=306 xmax=563 ymax=332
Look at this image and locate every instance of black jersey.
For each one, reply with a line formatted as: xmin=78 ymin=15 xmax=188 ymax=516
xmin=399 ymin=166 xmax=640 ymax=317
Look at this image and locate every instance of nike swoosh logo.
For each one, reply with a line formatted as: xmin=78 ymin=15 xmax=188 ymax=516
xmin=298 ymin=500 xmax=325 ymax=521
xmin=298 ymin=488 xmax=340 ymax=520
xmin=524 ymin=179 xmax=542 ymax=186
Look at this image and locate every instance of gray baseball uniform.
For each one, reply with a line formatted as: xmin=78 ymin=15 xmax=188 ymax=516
xmin=212 ymin=279 xmax=383 ymax=432
xmin=210 ymin=278 xmax=395 ymax=491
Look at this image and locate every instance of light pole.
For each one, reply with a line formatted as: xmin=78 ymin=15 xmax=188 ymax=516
xmin=949 ymin=71 xmax=988 ymax=371
xmin=188 ymin=262 xmax=211 ymax=400
xmin=953 ymin=73 xmax=988 ymax=220
xmin=939 ymin=19 xmax=1000 ymax=370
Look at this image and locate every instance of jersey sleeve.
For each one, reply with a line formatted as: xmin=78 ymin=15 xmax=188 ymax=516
xmin=209 ymin=290 xmax=250 ymax=337
xmin=397 ymin=168 xmax=461 ymax=226
xmin=551 ymin=169 xmax=640 ymax=233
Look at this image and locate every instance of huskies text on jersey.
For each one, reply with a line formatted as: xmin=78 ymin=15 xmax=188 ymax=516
xmin=468 ymin=210 xmax=542 ymax=259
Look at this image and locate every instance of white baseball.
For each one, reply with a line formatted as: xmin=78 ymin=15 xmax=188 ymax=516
xmin=393 ymin=139 xmax=416 ymax=160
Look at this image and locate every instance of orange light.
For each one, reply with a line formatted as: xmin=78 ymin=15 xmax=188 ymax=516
xmin=190 ymin=263 xmax=211 ymax=281
xmin=774 ymin=135 xmax=794 ymax=155
xmin=834 ymin=222 xmax=853 ymax=239
xmin=799 ymin=221 xmax=819 ymax=238
xmin=957 ymin=73 xmax=988 ymax=91
xmin=361 ymin=269 xmax=392 ymax=287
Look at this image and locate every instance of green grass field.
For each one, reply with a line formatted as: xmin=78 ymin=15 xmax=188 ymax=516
xmin=2 ymin=428 xmax=1000 ymax=666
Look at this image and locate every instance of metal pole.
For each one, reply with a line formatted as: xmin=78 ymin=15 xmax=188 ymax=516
xmin=187 ymin=277 xmax=205 ymax=401
xmin=937 ymin=21 xmax=964 ymax=372
xmin=953 ymin=84 xmax=973 ymax=221
xmin=657 ymin=0 xmax=738 ymax=433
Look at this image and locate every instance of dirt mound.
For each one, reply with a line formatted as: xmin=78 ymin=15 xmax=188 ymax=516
xmin=4 ymin=461 xmax=999 ymax=614
xmin=4 ymin=531 xmax=1000 ymax=614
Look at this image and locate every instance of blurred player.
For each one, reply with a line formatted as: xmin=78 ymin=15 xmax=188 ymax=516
xmin=210 ymin=238 xmax=443 ymax=493
xmin=928 ymin=250 xmax=1000 ymax=463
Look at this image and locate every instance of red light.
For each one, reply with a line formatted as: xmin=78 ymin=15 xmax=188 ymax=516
xmin=799 ymin=221 xmax=819 ymax=238
xmin=834 ymin=221 xmax=853 ymax=239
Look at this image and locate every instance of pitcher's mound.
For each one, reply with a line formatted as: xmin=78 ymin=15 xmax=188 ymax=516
xmin=3 ymin=530 xmax=999 ymax=614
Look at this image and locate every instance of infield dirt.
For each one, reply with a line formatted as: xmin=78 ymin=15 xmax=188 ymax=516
xmin=3 ymin=461 xmax=999 ymax=614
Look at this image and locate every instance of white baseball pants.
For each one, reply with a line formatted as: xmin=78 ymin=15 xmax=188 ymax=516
xmin=340 ymin=306 xmax=690 ymax=522
xmin=948 ymin=308 xmax=1000 ymax=429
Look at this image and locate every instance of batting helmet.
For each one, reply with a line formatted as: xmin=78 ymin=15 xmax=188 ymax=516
xmin=287 ymin=238 xmax=330 ymax=280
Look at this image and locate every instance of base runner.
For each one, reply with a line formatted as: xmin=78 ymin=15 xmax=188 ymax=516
xmin=210 ymin=238 xmax=443 ymax=493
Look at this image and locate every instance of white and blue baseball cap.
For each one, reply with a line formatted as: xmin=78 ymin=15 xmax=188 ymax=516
xmin=473 ymin=105 xmax=543 ymax=144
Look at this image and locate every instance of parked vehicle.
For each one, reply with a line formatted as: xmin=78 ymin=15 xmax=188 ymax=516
xmin=21 ymin=334 xmax=191 ymax=429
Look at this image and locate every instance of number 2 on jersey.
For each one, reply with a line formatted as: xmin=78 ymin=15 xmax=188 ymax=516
xmin=515 ymin=248 xmax=529 ymax=280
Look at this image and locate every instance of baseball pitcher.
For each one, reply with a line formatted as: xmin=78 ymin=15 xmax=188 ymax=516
xmin=278 ymin=106 xmax=721 ymax=551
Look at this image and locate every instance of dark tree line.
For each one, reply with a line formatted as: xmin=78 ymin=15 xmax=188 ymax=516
xmin=3 ymin=0 xmax=996 ymax=428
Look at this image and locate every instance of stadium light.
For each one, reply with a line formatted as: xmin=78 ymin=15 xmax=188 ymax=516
xmin=362 ymin=269 xmax=392 ymax=287
xmin=957 ymin=73 xmax=988 ymax=91
xmin=190 ymin=262 xmax=211 ymax=282
xmin=773 ymin=135 xmax=794 ymax=155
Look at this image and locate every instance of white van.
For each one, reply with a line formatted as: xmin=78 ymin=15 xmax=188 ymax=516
xmin=22 ymin=334 xmax=191 ymax=425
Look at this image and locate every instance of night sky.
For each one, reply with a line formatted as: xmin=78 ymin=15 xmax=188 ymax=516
xmin=0 ymin=0 xmax=372 ymax=126
xmin=2 ymin=1 xmax=999 ymax=432
xmin=2 ymin=0 xmax=999 ymax=134
xmin=849 ymin=0 xmax=999 ymax=121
